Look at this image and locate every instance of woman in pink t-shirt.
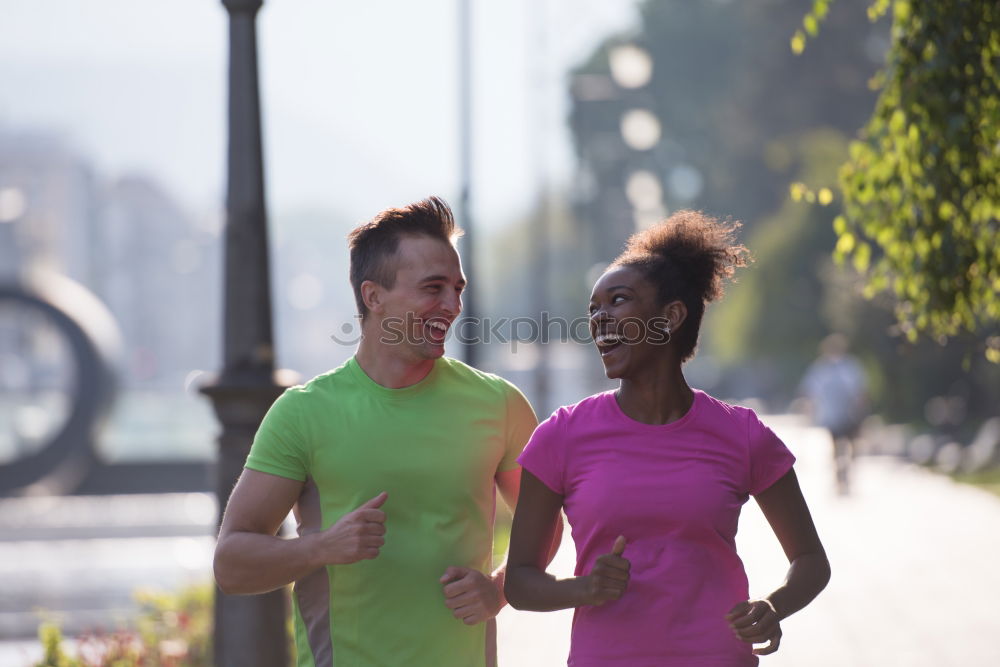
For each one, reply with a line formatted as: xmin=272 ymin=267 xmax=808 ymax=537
xmin=504 ymin=211 xmax=830 ymax=666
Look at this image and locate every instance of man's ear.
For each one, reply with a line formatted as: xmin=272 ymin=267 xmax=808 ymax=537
xmin=361 ymin=280 xmax=383 ymax=315
xmin=661 ymin=300 xmax=688 ymax=333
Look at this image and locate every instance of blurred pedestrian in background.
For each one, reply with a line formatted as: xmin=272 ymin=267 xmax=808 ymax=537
xmin=800 ymin=333 xmax=868 ymax=495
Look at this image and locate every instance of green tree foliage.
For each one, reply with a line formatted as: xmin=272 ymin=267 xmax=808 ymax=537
xmin=802 ymin=0 xmax=1000 ymax=355
xmin=567 ymin=0 xmax=887 ymax=397
xmin=569 ymin=0 xmax=885 ymax=242
xmin=714 ymin=130 xmax=1000 ymax=424
xmin=567 ymin=0 xmax=1000 ymax=423
xmin=710 ymin=131 xmax=848 ymax=383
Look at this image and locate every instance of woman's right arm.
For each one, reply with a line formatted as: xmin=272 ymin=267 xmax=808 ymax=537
xmin=504 ymin=470 xmax=629 ymax=611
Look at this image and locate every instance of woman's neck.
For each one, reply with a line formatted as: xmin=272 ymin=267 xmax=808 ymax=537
xmin=616 ymin=363 xmax=694 ymax=425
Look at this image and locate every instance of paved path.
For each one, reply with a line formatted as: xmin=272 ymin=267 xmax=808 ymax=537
xmin=0 ymin=493 xmax=216 ymax=648
xmin=498 ymin=415 xmax=1000 ymax=666
xmin=2 ymin=416 xmax=999 ymax=665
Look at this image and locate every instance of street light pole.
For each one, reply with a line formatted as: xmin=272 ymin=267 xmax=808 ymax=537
xmin=529 ymin=0 xmax=552 ymax=418
xmin=457 ymin=0 xmax=479 ymax=368
xmin=201 ymin=1 xmax=291 ymax=665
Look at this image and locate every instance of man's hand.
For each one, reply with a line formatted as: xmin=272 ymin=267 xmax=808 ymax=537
xmin=440 ymin=566 xmax=502 ymax=625
xmin=726 ymin=599 xmax=782 ymax=655
xmin=578 ymin=535 xmax=630 ymax=606
xmin=314 ymin=492 xmax=387 ymax=565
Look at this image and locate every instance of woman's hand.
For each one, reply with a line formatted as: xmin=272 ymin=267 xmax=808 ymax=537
xmin=578 ymin=535 xmax=630 ymax=606
xmin=726 ymin=599 xmax=782 ymax=655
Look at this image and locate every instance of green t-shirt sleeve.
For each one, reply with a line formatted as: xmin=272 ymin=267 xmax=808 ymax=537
xmin=245 ymin=388 xmax=310 ymax=482
xmin=499 ymin=382 xmax=538 ymax=472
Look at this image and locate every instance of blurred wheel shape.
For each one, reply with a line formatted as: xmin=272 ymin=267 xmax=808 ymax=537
xmin=0 ymin=273 xmax=120 ymax=495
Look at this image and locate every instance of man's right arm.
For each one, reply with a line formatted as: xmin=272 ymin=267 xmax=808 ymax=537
xmin=214 ymin=469 xmax=387 ymax=595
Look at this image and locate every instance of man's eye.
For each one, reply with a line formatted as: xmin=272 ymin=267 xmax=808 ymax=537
xmin=612 ymin=295 xmax=626 ymax=304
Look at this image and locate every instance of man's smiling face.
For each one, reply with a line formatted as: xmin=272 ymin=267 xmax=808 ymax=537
xmin=374 ymin=234 xmax=466 ymax=362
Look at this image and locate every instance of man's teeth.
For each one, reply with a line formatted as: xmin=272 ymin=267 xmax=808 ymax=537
xmin=595 ymin=333 xmax=621 ymax=345
xmin=428 ymin=321 xmax=448 ymax=332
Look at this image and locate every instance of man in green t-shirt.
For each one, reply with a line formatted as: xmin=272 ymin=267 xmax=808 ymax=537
xmin=214 ymin=197 xmax=556 ymax=667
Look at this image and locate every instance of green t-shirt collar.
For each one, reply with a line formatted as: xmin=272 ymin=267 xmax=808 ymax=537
xmin=346 ymin=355 xmax=441 ymax=400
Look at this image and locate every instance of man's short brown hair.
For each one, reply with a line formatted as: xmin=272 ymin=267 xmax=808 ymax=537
xmin=347 ymin=196 xmax=464 ymax=317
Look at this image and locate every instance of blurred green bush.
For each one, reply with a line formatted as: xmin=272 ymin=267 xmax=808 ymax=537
xmin=34 ymin=585 xmax=213 ymax=667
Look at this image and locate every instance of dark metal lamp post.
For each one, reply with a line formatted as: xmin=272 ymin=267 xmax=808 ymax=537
xmin=201 ymin=1 xmax=292 ymax=665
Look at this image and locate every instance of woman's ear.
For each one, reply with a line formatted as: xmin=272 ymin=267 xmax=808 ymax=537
xmin=661 ymin=300 xmax=688 ymax=334
xmin=361 ymin=280 xmax=383 ymax=315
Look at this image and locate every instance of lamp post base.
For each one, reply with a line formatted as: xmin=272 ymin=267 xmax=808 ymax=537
xmin=201 ymin=372 xmax=296 ymax=667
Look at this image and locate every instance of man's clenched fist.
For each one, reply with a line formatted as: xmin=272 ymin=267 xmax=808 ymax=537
xmin=440 ymin=566 xmax=502 ymax=625
xmin=316 ymin=492 xmax=387 ymax=565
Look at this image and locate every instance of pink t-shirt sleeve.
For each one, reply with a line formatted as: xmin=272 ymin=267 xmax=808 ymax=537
xmin=517 ymin=408 xmax=566 ymax=495
xmin=747 ymin=410 xmax=796 ymax=495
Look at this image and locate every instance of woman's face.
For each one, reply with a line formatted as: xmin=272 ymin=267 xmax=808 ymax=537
xmin=588 ymin=266 xmax=672 ymax=379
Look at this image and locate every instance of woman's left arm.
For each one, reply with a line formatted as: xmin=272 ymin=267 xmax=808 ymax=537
xmin=726 ymin=468 xmax=831 ymax=655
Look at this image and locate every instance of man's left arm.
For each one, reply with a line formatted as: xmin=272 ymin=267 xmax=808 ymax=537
xmin=441 ymin=467 xmax=564 ymax=625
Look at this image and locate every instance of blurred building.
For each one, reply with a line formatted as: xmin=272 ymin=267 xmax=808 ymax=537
xmin=0 ymin=128 xmax=220 ymax=391
xmin=0 ymin=131 xmax=100 ymax=283
xmin=101 ymin=175 xmax=220 ymax=388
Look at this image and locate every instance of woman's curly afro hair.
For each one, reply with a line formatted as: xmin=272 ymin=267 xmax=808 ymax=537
xmin=610 ymin=209 xmax=751 ymax=362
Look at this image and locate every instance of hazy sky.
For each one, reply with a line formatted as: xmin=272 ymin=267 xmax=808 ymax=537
xmin=0 ymin=0 xmax=638 ymax=229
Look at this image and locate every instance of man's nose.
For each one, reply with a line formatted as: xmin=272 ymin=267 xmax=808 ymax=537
xmin=442 ymin=288 xmax=462 ymax=316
